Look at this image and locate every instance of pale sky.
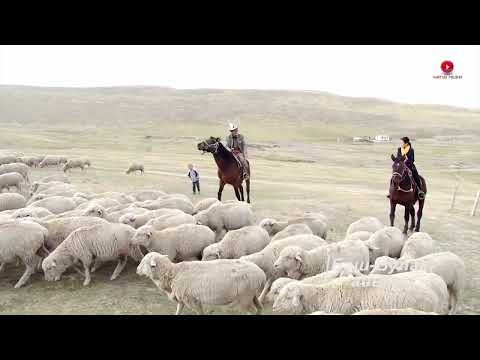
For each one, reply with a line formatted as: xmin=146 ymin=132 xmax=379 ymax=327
xmin=1 ymin=45 xmax=479 ymax=109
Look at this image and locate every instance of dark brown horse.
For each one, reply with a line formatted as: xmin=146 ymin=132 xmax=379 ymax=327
xmin=197 ymin=136 xmax=251 ymax=203
xmin=389 ymin=153 xmax=427 ymax=233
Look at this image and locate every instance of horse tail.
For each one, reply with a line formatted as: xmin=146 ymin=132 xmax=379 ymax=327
xmin=419 ymin=176 xmax=427 ymax=195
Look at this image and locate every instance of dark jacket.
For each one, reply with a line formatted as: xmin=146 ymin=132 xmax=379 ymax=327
xmin=226 ymin=133 xmax=247 ymax=157
xmin=397 ymin=145 xmax=415 ymax=168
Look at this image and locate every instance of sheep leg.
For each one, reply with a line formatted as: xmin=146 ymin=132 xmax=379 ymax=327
xmin=246 ymin=178 xmax=250 ymax=204
xmin=215 ymin=228 xmax=227 ymax=242
xmin=258 ymin=278 xmax=273 ymax=304
xmin=0 ymin=262 xmax=6 ymax=273
xmin=110 ymin=256 xmax=128 ymax=280
xmin=449 ymin=289 xmax=458 ymax=315
xmin=190 ymin=301 xmax=204 ymax=315
xmin=14 ymin=263 xmax=36 ymax=288
xmin=82 ymin=262 xmax=92 ymax=286
xmin=175 ymin=302 xmax=184 ymax=315
xmin=91 ymin=258 xmax=104 ymax=273
xmin=252 ymin=296 xmax=263 ymax=315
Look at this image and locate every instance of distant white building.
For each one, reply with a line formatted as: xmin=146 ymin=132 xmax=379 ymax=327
xmin=373 ymin=134 xmax=391 ymax=143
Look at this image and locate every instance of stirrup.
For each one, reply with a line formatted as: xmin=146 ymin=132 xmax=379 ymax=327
xmin=418 ymin=191 xmax=425 ymax=200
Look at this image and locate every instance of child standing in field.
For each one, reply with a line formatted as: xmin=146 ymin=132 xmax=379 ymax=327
xmin=187 ymin=163 xmax=200 ymax=195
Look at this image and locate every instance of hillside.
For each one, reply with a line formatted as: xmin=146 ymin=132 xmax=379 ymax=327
xmin=1 ymin=85 xmax=479 ymax=142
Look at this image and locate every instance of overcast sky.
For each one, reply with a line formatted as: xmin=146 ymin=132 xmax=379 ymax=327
xmin=1 ymin=45 xmax=479 ymax=109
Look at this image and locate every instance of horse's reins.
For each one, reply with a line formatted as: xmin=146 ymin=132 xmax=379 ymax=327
xmin=391 ymin=168 xmax=414 ymax=193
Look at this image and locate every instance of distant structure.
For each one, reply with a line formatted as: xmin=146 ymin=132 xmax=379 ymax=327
xmin=352 ymin=136 xmax=373 ymax=144
xmin=373 ymin=134 xmax=391 ymax=143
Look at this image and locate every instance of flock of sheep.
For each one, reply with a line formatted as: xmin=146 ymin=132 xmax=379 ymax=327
xmin=0 ymin=153 xmax=467 ymax=315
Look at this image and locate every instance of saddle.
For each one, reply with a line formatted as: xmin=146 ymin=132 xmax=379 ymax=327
xmin=232 ymin=150 xmax=250 ymax=180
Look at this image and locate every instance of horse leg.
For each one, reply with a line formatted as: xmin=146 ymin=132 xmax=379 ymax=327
xmin=403 ymin=206 xmax=409 ymax=234
xmin=246 ymin=178 xmax=250 ymax=204
xmin=389 ymin=201 xmax=396 ymax=227
xmin=409 ymin=205 xmax=415 ymax=232
xmin=233 ymin=186 xmax=241 ymax=201
xmin=415 ymin=199 xmax=424 ymax=232
xmin=238 ymin=184 xmax=245 ymax=202
xmin=218 ymin=180 xmax=225 ymax=201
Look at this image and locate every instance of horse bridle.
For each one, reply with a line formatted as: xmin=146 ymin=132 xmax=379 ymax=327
xmin=391 ymin=166 xmax=413 ymax=193
xmin=200 ymin=141 xmax=219 ymax=155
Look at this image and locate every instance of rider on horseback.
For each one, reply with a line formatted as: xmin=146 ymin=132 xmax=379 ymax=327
xmin=397 ymin=137 xmax=425 ymax=200
xmin=226 ymin=123 xmax=249 ymax=180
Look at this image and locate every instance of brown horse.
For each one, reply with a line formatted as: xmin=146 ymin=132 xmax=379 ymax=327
xmin=389 ymin=153 xmax=427 ymax=233
xmin=197 ymin=136 xmax=251 ymax=203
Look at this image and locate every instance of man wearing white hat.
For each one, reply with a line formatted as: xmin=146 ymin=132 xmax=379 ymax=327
xmin=226 ymin=123 xmax=249 ymax=180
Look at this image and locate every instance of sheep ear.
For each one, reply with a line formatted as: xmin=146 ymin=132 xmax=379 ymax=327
xmin=150 ymin=259 xmax=156 ymax=267
xmin=295 ymin=254 xmax=303 ymax=263
xmin=52 ymin=260 xmax=57 ymax=268
xmin=147 ymin=231 xmax=153 ymax=238
xmin=367 ymin=244 xmax=380 ymax=251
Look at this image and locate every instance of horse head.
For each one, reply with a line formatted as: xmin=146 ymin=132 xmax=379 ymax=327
xmin=197 ymin=136 xmax=222 ymax=154
xmin=390 ymin=153 xmax=407 ymax=187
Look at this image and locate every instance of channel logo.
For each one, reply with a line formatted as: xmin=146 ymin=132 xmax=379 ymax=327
xmin=433 ymin=60 xmax=462 ymax=80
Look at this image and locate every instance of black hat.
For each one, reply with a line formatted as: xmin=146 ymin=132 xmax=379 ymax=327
xmin=401 ymin=137 xmax=410 ymax=143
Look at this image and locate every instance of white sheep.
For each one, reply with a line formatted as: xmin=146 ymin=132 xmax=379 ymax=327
xmin=240 ymin=234 xmax=328 ymax=303
xmin=120 ymin=208 xmax=184 ymax=229
xmin=400 ymin=232 xmax=436 ymax=259
xmin=28 ymin=196 xmax=77 ymax=214
xmin=132 ymin=223 xmax=215 ymax=262
xmin=42 ymin=222 xmax=143 ymax=286
xmin=12 ymin=207 xmax=53 ymax=219
xmin=39 ymin=174 xmax=70 ymax=184
xmin=0 ymin=163 xmax=30 ymax=182
xmin=273 ymin=239 xmax=372 ymax=282
xmin=39 ymin=155 xmax=68 ymax=168
xmin=102 ymin=206 xmax=149 ymax=223
xmin=364 ymin=226 xmax=406 ymax=264
xmin=75 ymin=198 xmax=122 ymax=211
xmin=272 ymin=271 xmax=449 ymax=315
xmin=352 ymin=308 xmax=439 ymax=315
xmin=344 ymin=231 xmax=373 ymax=242
xmin=0 ymin=155 xmax=20 ymax=166
xmin=271 ymin=223 xmax=313 ymax=242
xmin=89 ymin=192 xmax=135 ymax=205
xmin=32 ymin=216 xmax=109 ymax=250
xmin=193 ymin=197 xmax=220 ymax=214
xmin=130 ymin=189 xmax=167 ymax=202
xmin=265 ymin=262 xmax=363 ymax=305
xmin=370 ymin=252 xmax=466 ymax=314
xmin=30 ymin=181 xmax=73 ymax=195
xmin=0 ymin=193 xmax=27 ymax=211
xmin=126 ymin=163 xmax=144 ymax=174
xmin=135 ymin=197 xmax=194 ymax=215
xmin=0 ymin=220 xmax=49 ymax=288
xmin=145 ymin=212 xmax=195 ymax=231
xmin=202 ymin=225 xmax=270 ymax=261
xmin=260 ymin=213 xmax=328 ymax=239
xmin=345 ymin=216 xmax=384 ymax=237
xmin=0 ymin=172 xmax=26 ymax=193
xmin=63 ymin=159 xmax=86 ymax=172
xmin=195 ymin=202 xmax=254 ymax=241
xmin=137 ymin=252 xmax=266 ymax=315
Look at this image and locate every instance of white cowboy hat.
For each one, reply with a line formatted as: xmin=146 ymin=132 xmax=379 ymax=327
xmin=228 ymin=123 xmax=238 ymax=131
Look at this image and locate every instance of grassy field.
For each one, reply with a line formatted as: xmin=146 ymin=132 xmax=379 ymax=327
xmin=0 ymin=86 xmax=479 ymax=314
